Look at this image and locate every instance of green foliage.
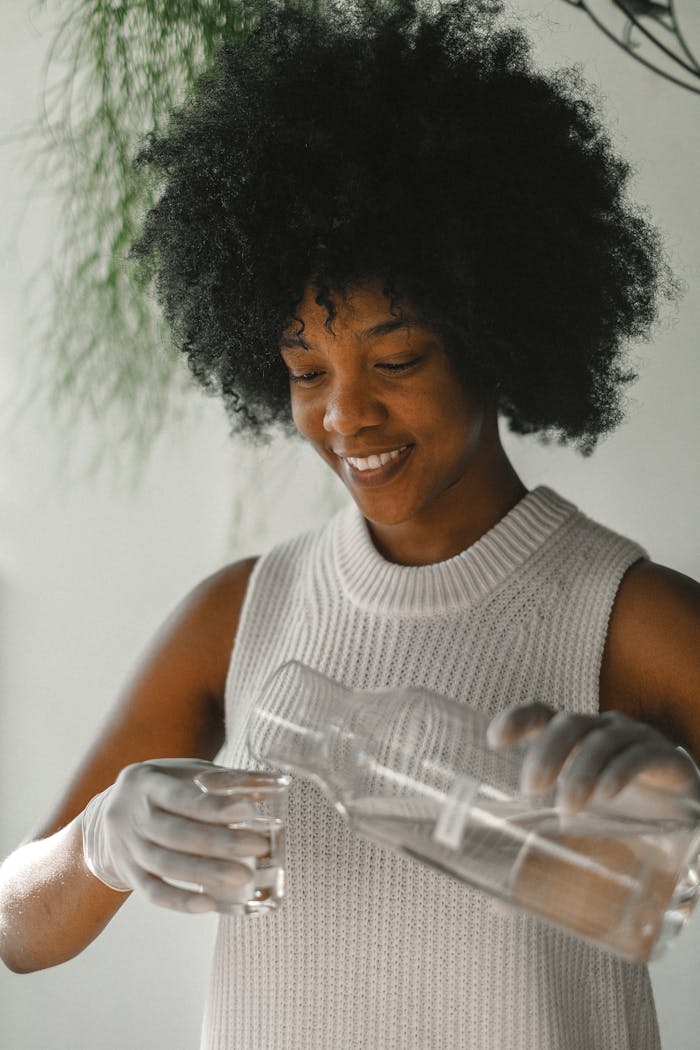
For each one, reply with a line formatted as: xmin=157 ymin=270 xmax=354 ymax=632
xmin=28 ymin=0 xmax=316 ymax=474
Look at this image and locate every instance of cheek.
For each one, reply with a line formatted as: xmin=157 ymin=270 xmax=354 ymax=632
xmin=289 ymin=392 xmax=310 ymax=435
xmin=435 ymin=398 xmax=487 ymax=466
xmin=290 ymin=392 xmax=324 ymax=444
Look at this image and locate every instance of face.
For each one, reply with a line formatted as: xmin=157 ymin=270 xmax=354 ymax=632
xmin=279 ymin=279 xmax=503 ymax=554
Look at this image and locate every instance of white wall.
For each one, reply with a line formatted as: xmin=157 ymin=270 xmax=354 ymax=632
xmin=2 ymin=3 xmax=699 ymax=1048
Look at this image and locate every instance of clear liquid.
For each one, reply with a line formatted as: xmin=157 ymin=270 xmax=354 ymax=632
xmin=214 ymin=817 xmax=286 ymax=916
xmin=346 ymin=795 xmax=700 ymax=962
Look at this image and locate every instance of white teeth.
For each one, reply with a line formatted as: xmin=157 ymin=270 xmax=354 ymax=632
xmin=345 ymin=446 xmax=408 ymax=471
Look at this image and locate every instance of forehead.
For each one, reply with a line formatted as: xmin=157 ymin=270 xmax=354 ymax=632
xmin=281 ymin=279 xmax=420 ymax=349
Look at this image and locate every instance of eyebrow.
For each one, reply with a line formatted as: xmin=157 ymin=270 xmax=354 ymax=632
xmin=279 ymin=317 xmax=417 ymax=351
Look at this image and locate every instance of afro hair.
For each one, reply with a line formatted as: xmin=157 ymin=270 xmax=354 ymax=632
xmin=132 ymin=0 xmax=675 ymax=453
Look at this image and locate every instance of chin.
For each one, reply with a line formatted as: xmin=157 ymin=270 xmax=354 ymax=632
xmin=351 ymin=497 xmax=418 ymax=527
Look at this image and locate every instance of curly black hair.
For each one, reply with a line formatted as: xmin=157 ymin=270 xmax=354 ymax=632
xmin=131 ymin=0 xmax=675 ymax=454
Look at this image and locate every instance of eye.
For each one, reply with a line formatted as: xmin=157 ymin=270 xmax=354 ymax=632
xmin=288 ymin=370 xmax=323 ymax=385
xmin=378 ymin=358 xmax=422 ymax=373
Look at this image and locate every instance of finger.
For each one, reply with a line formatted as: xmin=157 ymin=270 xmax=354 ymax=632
xmin=126 ymin=867 xmax=218 ymax=914
xmin=195 ymin=768 xmax=285 ymax=798
xmin=143 ymin=759 xmax=223 ymax=780
xmin=194 ymin=794 xmax=269 ymax=820
xmin=486 ymin=703 xmax=556 ymax=749
xmin=520 ymin=711 xmax=602 ymax=796
xmin=146 ymin=773 xmax=262 ymax=825
xmin=145 ymin=808 xmax=272 ymax=860
xmin=553 ymin=721 xmax=644 ymax=814
xmin=595 ymin=741 xmax=699 ymax=800
xmin=144 ymin=772 xmax=221 ymax=818
xmin=129 ymin=837 xmax=257 ymax=892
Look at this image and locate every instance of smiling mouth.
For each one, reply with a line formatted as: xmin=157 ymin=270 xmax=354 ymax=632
xmin=344 ymin=445 xmax=411 ymax=472
xmin=340 ymin=443 xmax=414 ymax=485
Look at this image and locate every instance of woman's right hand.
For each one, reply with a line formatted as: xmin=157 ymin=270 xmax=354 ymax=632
xmin=83 ymin=758 xmax=272 ymax=913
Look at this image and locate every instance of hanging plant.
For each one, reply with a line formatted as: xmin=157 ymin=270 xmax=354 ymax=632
xmin=25 ymin=0 xmax=318 ymax=474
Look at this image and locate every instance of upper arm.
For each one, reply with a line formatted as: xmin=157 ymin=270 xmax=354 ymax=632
xmin=31 ymin=556 xmax=258 ymax=840
xmin=600 ymin=558 xmax=700 ymax=761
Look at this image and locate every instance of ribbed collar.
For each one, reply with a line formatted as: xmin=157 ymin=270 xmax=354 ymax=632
xmin=331 ymin=486 xmax=577 ymax=615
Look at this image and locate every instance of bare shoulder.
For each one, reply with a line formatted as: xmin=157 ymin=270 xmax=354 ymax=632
xmin=34 ymin=556 xmax=259 ymax=839
xmin=600 ymin=558 xmax=700 ymax=755
xmin=180 ymin=556 xmax=260 ymax=683
xmin=139 ymin=555 xmax=260 ymax=705
xmin=115 ymin=553 xmax=261 ymax=726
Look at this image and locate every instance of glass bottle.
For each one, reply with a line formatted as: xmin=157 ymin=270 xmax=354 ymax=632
xmin=246 ymin=660 xmax=700 ymax=963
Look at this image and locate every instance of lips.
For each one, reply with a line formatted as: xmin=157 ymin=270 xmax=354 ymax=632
xmin=344 ymin=445 xmax=410 ymax=472
xmin=339 ymin=443 xmax=414 ymax=487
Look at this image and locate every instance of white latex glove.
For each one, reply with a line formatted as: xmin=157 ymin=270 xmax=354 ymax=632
xmin=81 ymin=758 xmax=271 ymax=913
xmin=486 ymin=705 xmax=700 ymax=816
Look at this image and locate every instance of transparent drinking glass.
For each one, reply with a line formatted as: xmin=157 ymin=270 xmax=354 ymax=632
xmin=246 ymin=660 xmax=700 ymax=961
xmin=194 ymin=769 xmax=291 ymax=916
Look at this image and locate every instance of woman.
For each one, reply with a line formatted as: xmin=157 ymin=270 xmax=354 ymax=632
xmin=2 ymin=2 xmax=700 ymax=1047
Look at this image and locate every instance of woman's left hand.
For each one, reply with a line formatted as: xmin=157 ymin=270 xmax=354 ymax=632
xmin=486 ymin=704 xmax=700 ymax=814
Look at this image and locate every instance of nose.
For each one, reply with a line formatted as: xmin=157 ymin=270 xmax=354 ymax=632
xmin=322 ymin=375 xmax=388 ymax=435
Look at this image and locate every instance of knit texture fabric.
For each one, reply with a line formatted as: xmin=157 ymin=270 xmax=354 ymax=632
xmin=200 ymin=486 xmax=660 ymax=1050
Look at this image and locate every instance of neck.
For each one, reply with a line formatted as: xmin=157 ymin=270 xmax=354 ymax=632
xmin=367 ymin=428 xmax=527 ymax=567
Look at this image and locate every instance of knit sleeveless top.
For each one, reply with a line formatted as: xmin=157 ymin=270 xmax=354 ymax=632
xmin=200 ymin=485 xmax=660 ymax=1050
